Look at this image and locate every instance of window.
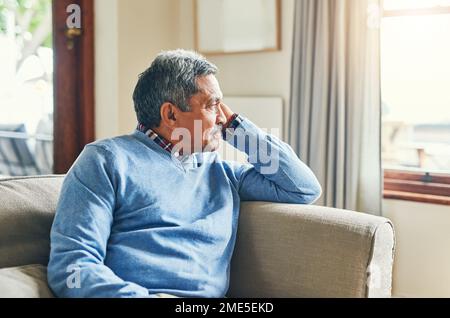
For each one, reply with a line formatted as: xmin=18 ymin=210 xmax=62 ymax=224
xmin=0 ymin=0 xmax=95 ymax=177
xmin=381 ymin=0 xmax=450 ymax=205
xmin=0 ymin=0 xmax=54 ymax=176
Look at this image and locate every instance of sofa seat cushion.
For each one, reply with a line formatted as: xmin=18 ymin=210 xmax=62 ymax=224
xmin=0 ymin=264 xmax=54 ymax=298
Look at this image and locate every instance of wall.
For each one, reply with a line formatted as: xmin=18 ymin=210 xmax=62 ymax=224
xmin=383 ymin=199 xmax=450 ymax=297
xmin=95 ymin=0 xmax=119 ymax=139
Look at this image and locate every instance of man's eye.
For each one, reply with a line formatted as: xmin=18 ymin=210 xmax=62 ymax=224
xmin=208 ymin=103 xmax=218 ymax=109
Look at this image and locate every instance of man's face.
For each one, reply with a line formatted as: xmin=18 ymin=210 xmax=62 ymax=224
xmin=173 ymin=74 xmax=226 ymax=153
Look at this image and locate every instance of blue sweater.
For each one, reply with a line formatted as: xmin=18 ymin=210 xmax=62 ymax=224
xmin=48 ymin=117 xmax=322 ymax=298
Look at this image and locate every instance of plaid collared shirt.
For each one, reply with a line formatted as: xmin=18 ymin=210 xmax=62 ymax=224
xmin=137 ymin=114 xmax=243 ymax=153
xmin=136 ymin=123 xmax=174 ymax=153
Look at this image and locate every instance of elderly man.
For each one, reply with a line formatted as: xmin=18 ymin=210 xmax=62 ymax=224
xmin=47 ymin=49 xmax=322 ymax=298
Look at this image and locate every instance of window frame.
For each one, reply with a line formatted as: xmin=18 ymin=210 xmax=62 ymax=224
xmin=383 ymin=7 xmax=450 ymax=17
xmin=381 ymin=5 xmax=450 ymax=206
xmin=53 ymin=0 xmax=95 ymax=174
xmin=384 ymin=169 xmax=450 ymax=206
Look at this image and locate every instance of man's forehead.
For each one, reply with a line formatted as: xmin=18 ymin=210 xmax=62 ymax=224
xmin=196 ymin=76 xmax=223 ymax=100
xmin=198 ymin=89 xmax=223 ymax=100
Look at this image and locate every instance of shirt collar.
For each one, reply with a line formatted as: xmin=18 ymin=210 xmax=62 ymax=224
xmin=137 ymin=123 xmax=202 ymax=169
xmin=136 ymin=123 xmax=173 ymax=153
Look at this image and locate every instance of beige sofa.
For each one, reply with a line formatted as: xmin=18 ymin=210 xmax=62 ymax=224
xmin=0 ymin=175 xmax=395 ymax=298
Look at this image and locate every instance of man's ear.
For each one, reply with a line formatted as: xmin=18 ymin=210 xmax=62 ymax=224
xmin=160 ymin=103 xmax=177 ymax=127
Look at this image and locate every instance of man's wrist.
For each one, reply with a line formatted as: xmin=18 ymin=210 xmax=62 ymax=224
xmin=222 ymin=114 xmax=244 ymax=140
xmin=223 ymin=113 xmax=239 ymax=129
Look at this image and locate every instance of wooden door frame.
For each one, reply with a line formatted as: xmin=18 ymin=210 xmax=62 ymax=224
xmin=53 ymin=0 xmax=95 ymax=174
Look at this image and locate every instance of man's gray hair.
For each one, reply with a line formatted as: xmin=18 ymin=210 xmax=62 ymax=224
xmin=133 ymin=49 xmax=218 ymax=128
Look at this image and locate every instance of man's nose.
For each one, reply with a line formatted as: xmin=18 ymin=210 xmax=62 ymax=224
xmin=216 ymin=105 xmax=227 ymax=126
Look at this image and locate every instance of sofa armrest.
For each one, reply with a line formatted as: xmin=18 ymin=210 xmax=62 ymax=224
xmin=228 ymin=202 xmax=395 ymax=298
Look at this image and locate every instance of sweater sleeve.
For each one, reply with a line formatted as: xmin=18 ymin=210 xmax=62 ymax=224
xmin=222 ymin=116 xmax=322 ymax=204
xmin=47 ymin=145 xmax=151 ymax=298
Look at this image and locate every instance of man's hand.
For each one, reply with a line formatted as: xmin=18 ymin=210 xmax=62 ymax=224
xmin=220 ymin=102 xmax=236 ymax=127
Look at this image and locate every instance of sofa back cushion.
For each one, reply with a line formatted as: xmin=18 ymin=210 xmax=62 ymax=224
xmin=0 ymin=176 xmax=64 ymax=268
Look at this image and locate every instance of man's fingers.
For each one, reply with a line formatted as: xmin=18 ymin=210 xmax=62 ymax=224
xmin=220 ymin=102 xmax=235 ymax=120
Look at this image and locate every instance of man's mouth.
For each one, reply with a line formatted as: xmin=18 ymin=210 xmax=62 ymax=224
xmin=209 ymin=126 xmax=223 ymax=139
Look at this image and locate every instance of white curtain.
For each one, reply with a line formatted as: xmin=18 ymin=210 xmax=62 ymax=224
xmin=288 ymin=0 xmax=382 ymax=215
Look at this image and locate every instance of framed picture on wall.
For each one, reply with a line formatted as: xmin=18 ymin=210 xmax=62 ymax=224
xmin=194 ymin=0 xmax=281 ymax=55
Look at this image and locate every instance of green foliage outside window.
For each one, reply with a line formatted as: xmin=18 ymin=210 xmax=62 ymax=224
xmin=0 ymin=0 xmax=52 ymax=48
